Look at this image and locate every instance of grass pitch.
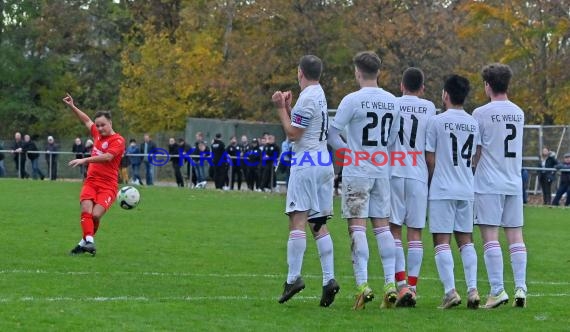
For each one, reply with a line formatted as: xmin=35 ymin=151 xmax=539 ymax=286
xmin=0 ymin=179 xmax=568 ymax=331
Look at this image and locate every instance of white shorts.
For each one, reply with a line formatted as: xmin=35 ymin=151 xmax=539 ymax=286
xmin=390 ymin=177 xmax=428 ymax=228
xmin=285 ymin=165 xmax=334 ymax=218
xmin=341 ymin=176 xmax=390 ymax=219
xmin=428 ymin=200 xmax=474 ymax=234
xmin=474 ymin=193 xmax=524 ymax=228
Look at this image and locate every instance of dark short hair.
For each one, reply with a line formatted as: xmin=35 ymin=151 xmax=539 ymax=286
xmin=215 ymin=133 xmax=222 ymax=139
xmin=443 ymin=74 xmax=470 ymax=105
xmin=129 ymin=138 xmax=136 ymax=143
xmin=481 ymin=63 xmax=512 ymax=94
xmin=178 ymin=138 xmax=185 ymax=143
xmin=299 ymin=55 xmax=323 ymax=81
xmin=94 ymin=111 xmax=112 ymax=121
xmin=353 ymin=51 xmax=381 ymax=80
xmin=402 ymin=67 xmax=424 ymax=92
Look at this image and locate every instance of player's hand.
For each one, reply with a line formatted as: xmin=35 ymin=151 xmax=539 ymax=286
xmin=272 ymin=91 xmax=286 ymax=109
xmin=62 ymin=93 xmax=74 ymax=107
xmin=68 ymin=158 xmax=86 ymax=167
xmin=284 ymin=91 xmax=292 ymax=108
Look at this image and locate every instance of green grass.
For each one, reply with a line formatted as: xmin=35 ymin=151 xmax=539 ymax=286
xmin=0 ymin=179 xmax=568 ymax=331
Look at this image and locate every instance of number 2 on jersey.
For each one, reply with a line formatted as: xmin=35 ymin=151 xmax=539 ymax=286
xmin=504 ymin=124 xmax=516 ymax=158
xmin=450 ymin=133 xmax=474 ymax=167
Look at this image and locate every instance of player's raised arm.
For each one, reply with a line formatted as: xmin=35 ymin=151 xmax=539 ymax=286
xmin=62 ymin=94 xmax=94 ymax=130
xmin=273 ymin=91 xmax=304 ymax=141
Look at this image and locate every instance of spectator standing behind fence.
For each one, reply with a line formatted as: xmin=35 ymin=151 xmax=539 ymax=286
xmin=25 ymin=134 xmax=44 ymax=180
xmin=538 ymin=147 xmax=558 ymax=205
xmin=119 ymin=149 xmax=130 ymax=185
xmin=279 ymin=137 xmax=292 ymax=186
xmin=246 ymin=138 xmax=262 ymax=191
xmin=227 ymin=136 xmax=243 ymax=190
xmin=261 ymin=134 xmax=279 ymax=191
xmin=141 ymin=133 xmax=156 ymax=186
xmin=45 ymin=136 xmax=59 ymax=180
xmin=211 ymin=133 xmax=227 ymax=190
xmin=0 ymin=141 xmax=5 ymax=177
xmin=239 ymin=135 xmax=250 ymax=188
xmin=193 ymin=132 xmax=208 ymax=188
xmin=126 ymin=139 xmax=142 ymax=185
xmin=552 ymin=153 xmax=570 ymax=206
xmin=72 ymin=137 xmax=85 ymax=176
xmin=83 ymin=139 xmax=93 ymax=179
xmin=168 ymin=137 xmax=184 ymax=187
xmin=11 ymin=132 xmax=28 ymax=178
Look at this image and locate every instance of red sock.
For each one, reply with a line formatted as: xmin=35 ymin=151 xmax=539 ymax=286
xmin=93 ymin=220 xmax=100 ymax=235
xmin=81 ymin=212 xmax=94 ymax=239
xmin=395 ymin=271 xmax=406 ymax=283
xmin=408 ymin=276 xmax=418 ymax=287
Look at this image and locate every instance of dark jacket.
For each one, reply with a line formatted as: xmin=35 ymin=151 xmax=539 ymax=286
xmin=25 ymin=141 xmax=40 ymax=160
xmin=539 ymin=152 xmax=558 ymax=182
xmin=72 ymin=143 xmax=85 ymax=159
xmin=556 ymin=162 xmax=570 ymax=184
xmin=140 ymin=140 xmax=157 ymax=160
xmin=211 ymin=139 xmax=226 ymax=165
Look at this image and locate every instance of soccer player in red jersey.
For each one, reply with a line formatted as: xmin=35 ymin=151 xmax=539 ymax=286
xmin=63 ymin=94 xmax=125 ymax=256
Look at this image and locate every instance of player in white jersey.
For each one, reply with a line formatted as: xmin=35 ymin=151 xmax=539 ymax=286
xmin=425 ymin=75 xmax=481 ymax=309
xmin=389 ymin=67 xmax=436 ymax=307
xmin=472 ymin=63 xmax=527 ymax=308
xmin=272 ymin=55 xmax=339 ymax=307
xmin=328 ymin=51 xmax=400 ymax=310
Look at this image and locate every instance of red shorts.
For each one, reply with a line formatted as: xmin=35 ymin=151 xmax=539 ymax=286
xmin=80 ymin=180 xmax=117 ymax=211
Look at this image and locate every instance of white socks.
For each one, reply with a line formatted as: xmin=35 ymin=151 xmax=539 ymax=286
xmin=316 ymin=233 xmax=335 ymax=286
xmin=460 ymin=243 xmax=478 ymax=291
xmin=509 ymin=243 xmax=527 ymax=291
xmin=484 ymin=241 xmax=504 ymax=295
xmin=349 ymin=226 xmax=369 ymax=287
xmin=435 ymin=244 xmax=455 ymax=294
xmin=373 ymin=226 xmax=396 ymax=284
xmin=287 ymin=230 xmax=306 ymax=284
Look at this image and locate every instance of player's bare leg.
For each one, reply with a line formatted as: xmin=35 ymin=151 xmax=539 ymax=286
xmin=372 ymin=218 xmax=397 ymax=308
xmin=479 ymin=225 xmax=508 ymax=308
xmin=504 ymin=227 xmax=527 ymax=307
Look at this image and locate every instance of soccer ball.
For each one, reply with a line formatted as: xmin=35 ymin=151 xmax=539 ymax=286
xmin=117 ymin=186 xmax=140 ymax=210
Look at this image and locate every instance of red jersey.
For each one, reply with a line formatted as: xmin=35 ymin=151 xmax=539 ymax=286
xmin=85 ymin=124 xmax=125 ymax=187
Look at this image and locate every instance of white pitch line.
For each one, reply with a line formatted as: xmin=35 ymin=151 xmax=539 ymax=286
xmin=0 ymin=269 xmax=568 ymax=286
xmin=0 ymin=293 xmax=567 ymax=303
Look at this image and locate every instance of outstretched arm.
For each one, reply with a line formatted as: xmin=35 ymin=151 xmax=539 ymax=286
xmin=62 ymin=94 xmax=93 ymax=130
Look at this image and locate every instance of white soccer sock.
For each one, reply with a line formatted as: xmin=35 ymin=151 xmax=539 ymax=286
xmin=78 ymin=239 xmax=86 ymax=246
xmin=435 ymin=244 xmax=455 ymax=294
xmin=460 ymin=243 xmax=478 ymax=291
xmin=394 ymin=239 xmax=406 ymax=287
xmin=316 ymin=232 xmax=335 ymax=286
xmin=484 ymin=241 xmax=504 ymax=295
xmin=85 ymin=235 xmax=94 ymax=243
xmin=287 ymin=230 xmax=306 ymax=284
xmin=407 ymin=241 xmax=423 ymax=290
xmin=373 ymin=226 xmax=396 ymax=284
xmin=509 ymin=243 xmax=527 ymax=291
xmin=349 ymin=226 xmax=369 ymax=287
